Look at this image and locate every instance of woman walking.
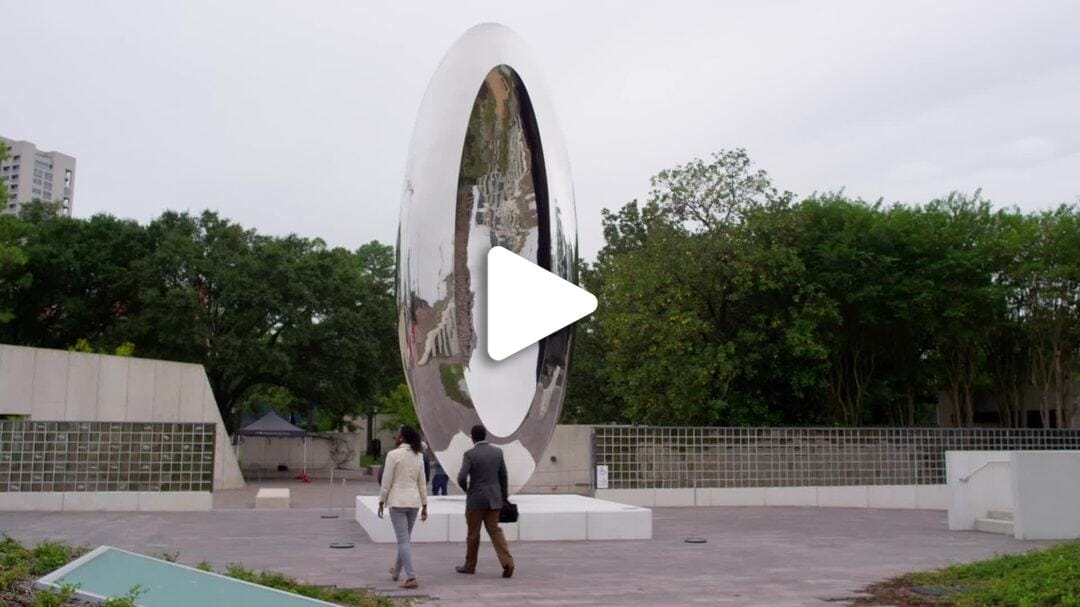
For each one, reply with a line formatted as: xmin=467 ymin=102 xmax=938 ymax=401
xmin=378 ymin=425 xmax=428 ymax=589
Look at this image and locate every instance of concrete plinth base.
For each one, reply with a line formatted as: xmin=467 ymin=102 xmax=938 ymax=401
xmin=355 ymin=494 xmax=652 ymax=543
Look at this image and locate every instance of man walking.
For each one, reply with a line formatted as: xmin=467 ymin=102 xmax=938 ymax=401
xmin=455 ymin=424 xmax=514 ymax=578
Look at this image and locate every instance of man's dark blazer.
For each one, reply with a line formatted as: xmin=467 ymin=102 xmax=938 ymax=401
xmin=457 ymin=441 xmax=508 ymax=512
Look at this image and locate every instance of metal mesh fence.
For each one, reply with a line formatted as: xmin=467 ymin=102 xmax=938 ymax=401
xmin=0 ymin=421 xmax=216 ymax=492
xmin=593 ymin=426 xmax=1080 ymax=489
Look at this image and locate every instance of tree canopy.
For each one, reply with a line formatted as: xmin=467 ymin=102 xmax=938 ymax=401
xmin=0 ymin=205 xmax=399 ymax=431
xmin=565 ymin=149 xmax=1080 ymax=428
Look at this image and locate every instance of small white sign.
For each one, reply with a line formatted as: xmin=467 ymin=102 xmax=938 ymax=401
xmin=596 ymin=465 xmax=609 ymax=489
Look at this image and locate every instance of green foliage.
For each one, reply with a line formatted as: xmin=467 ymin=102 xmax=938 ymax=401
xmin=29 ymin=541 xmax=75 ymax=575
xmin=224 ymin=563 xmax=257 ymax=582
xmin=566 ymin=149 xmax=1080 ymax=428
xmin=0 ymin=536 xmax=31 ymax=591
xmin=31 ymin=584 xmax=77 ymax=607
xmin=0 ymin=208 xmax=401 ymax=432
xmin=224 ymin=564 xmax=396 ymax=606
xmin=70 ymin=338 xmax=136 ymax=357
xmin=102 ymin=585 xmax=144 ymax=607
xmin=1 ymin=537 xmax=83 ymax=603
xmin=195 ymin=560 xmax=214 ymax=572
xmin=0 ymin=214 xmax=32 ymax=324
xmin=378 ymin=383 xmax=418 ymax=432
xmin=570 ymin=150 xmax=828 ymax=426
xmin=878 ymin=540 xmax=1080 ymax=606
xmin=0 ymin=537 xmax=400 ymax=607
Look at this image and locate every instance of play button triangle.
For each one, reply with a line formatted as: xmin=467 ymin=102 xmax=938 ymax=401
xmin=487 ymin=246 xmax=598 ymax=361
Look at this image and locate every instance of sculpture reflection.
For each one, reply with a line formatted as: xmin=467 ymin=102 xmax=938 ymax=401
xmin=398 ymin=33 xmax=578 ymax=495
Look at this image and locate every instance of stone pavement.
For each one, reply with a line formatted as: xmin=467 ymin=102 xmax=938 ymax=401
xmin=0 ymin=505 xmax=1055 ymax=606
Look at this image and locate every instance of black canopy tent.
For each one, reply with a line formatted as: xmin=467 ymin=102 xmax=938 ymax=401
xmin=236 ymin=411 xmax=309 ymax=475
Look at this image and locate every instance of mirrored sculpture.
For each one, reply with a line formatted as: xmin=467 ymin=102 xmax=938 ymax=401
xmin=397 ymin=24 xmax=577 ymax=493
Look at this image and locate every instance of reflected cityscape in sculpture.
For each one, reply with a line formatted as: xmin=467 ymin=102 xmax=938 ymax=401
xmin=397 ymin=25 xmax=577 ymax=493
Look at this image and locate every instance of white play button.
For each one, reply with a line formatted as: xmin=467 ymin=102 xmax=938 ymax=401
xmin=487 ymin=246 xmax=598 ymax=361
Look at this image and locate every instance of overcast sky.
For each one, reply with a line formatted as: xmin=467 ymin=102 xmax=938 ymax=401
xmin=4 ymin=1 xmax=1078 ymax=259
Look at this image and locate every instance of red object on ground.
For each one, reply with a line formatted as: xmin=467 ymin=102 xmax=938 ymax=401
xmin=296 ymin=472 xmax=311 ymax=483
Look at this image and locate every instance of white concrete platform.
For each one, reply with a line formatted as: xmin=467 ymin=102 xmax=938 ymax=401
xmin=255 ymin=488 xmax=290 ymax=509
xmin=355 ymin=494 xmax=652 ymax=543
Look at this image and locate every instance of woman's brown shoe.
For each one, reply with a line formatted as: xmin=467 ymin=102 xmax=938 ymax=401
xmin=389 ymin=568 xmax=399 ymax=582
xmin=400 ymin=578 xmax=418 ymax=589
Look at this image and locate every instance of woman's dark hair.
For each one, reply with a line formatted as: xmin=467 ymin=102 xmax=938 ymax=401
xmin=399 ymin=425 xmax=423 ymax=454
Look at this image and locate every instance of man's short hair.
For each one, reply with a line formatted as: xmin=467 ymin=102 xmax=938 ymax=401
xmin=470 ymin=424 xmax=487 ymax=442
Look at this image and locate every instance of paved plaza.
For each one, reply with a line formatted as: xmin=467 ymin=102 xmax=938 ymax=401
xmin=0 ymin=484 xmax=1057 ymax=607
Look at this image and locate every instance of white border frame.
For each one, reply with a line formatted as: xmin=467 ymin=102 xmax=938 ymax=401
xmin=34 ymin=545 xmax=340 ymax=606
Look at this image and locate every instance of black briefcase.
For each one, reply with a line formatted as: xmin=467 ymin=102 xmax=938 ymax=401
xmin=499 ymin=500 xmax=519 ymax=523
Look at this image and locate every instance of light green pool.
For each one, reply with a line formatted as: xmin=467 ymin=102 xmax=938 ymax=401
xmin=36 ymin=546 xmax=339 ymax=607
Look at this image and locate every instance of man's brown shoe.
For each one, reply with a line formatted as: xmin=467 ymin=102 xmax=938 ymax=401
xmin=502 ymin=564 xmax=514 ymax=578
xmin=455 ymin=566 xmax=475 ymax=574
xmin=400 ymin=578 xmax=418 ymax=589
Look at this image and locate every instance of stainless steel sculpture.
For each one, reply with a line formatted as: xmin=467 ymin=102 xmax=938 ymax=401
xmin=397 ymin=24 xmax=577 ymax=493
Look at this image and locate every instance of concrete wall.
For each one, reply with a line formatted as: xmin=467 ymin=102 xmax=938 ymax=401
xmin=520 ymin=425 xmax=593 ymax=495
xmin=0 ymin=344 xmax=243 ymax=491
xmin=0 ymin=491 xmax=212 ymax=512
xmin=596 ymin=485 xmax=950 ymax=510
xmin=239 ymin=432 xmax=376 ymax=473
xmin=1012 ymin=451 xmax=1080 ymax=540
xmin=946 ymin=450 xmax=1012 ymax=531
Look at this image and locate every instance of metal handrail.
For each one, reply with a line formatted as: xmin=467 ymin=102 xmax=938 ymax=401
xmin=958 ymin=459 xmax=1010 ymax=483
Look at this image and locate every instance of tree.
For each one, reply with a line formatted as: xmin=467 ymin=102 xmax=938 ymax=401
xmin=919 ymin=193 xmax=1002 ymax=427
xmin=1025 ymin=206 xmax=1080 ymax=428
xmin=5 ymin=207 xmax=148 ymax=348
xmin=0 ymin=214 xmax=31 ymax=325
xmin=578 ymin=150 xmax=830 ymax=426
xmin=378 ymin=383 xmax=419 ymax=432
xmin=562 ymin=262 xmax=628 ymax=424
xmin=285 ymin=241 xmax=399 ymax=440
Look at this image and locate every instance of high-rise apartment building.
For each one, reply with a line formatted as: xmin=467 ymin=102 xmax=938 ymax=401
xmin=0 ymin=136 xmax=76 ymax=217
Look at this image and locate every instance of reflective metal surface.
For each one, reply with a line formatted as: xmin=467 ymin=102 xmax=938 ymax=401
xmin=397 ymin=24 xmax=577 ymax=493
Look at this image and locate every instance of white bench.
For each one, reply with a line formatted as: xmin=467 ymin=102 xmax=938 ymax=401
xmin=255 ymin=488 xmax=290 ymax=509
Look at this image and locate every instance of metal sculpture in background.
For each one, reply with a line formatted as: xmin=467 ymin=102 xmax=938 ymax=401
xmin=397 ymin=23 xmax=578 ymax=494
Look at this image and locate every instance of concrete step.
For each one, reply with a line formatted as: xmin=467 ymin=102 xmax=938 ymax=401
xmin=987 ymin=510 xmax=1014 ymax=522
xmin=975 ymin=517 xmax=1014 ymax=535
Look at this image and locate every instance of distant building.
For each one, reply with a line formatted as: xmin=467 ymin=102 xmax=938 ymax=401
xmin=0 ymin=136 xmax=76 ymax=216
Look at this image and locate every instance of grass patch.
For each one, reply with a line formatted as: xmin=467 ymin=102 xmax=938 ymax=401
xmin=855 ymin=540 xmax=1080 ymax=606
xmin=0 ymin=536 xmax=404 ymax=607
xmin=222 ymin=563 xmax=398 ymax=606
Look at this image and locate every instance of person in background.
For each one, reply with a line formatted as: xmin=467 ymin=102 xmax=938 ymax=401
xmin=431 ymin=453 xmax=449 ymax=496
xmin=378 ymin=425 xmax=428 ymax=589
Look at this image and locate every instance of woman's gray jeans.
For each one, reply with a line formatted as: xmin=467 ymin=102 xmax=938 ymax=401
xmin=390 ymin=507 xmax=419 ymax=579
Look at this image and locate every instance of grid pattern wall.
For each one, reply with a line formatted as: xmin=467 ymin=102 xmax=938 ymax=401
xmin=0 ymin=421 xmax=215 ymax=493
xmin=594 ymin=427 xmax=1080 ymax=489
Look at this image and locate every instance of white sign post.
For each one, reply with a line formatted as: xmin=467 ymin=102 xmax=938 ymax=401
xmin=596 ymin=465 xmax=609 ymax=489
